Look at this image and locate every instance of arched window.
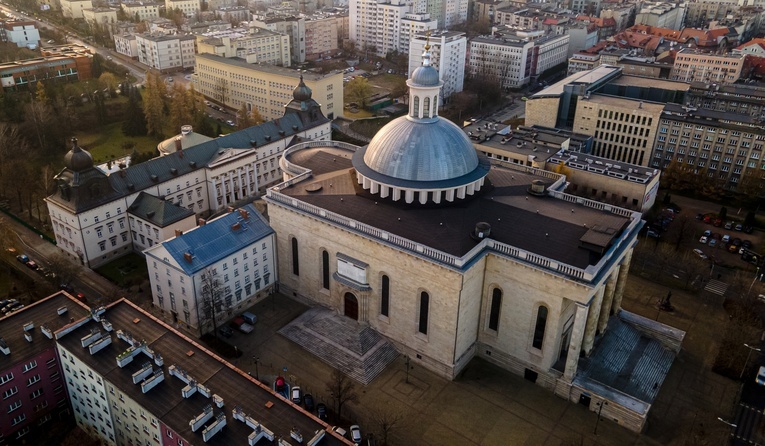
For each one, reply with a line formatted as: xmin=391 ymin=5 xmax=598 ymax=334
xmin=291 ymin=237 xmax=299 ymax=276
xmin=423 ymin=97 xmax=430 ymax=118
xmin=418 ymin=291 xmax=429 ymax=334
xmin=380 ymin=275 xmax=390 ymax=317
xmin=432 ymin=95 xmax=438 ymax=115
xmin=532 ymin=306 xmax=548 ymax=349
xmin=488 ymin=288 xmax=501 ymax=331
xmin=413 ymin=96 xmax=420 ymax=118
xmin=321 ymin=250 xmax=330 ymax=289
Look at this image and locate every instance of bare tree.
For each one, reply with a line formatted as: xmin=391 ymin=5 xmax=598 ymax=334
xmin=369 ymin=405 xmax=406 ymax=445
xmin=199 ymin=267 xmax=225 ymax=337
xmin=48 ymin=253 xmax=80 ymax=286
xmin=324 ymin=369 xmax=358 ymax=419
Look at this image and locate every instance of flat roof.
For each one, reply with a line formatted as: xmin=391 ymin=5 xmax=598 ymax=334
xmin=609 ymin=75 xmax=690 ymax=92
xmin=279 ymin=147 xmax=631 ymax=269
xmin=57 ymin=300 xmax=348 ymax=445
xmin=0 ymin=292 xmax=91 ymax=371
xmin=531 ymin=65 xmax=621 ymax=97
xmin=585 ymin=93 xmax=666 ymax=111
xmin=195 ymin=53 xmax=341 ymax=80
xmin=463 ymin=122 xmax=592 ymax=162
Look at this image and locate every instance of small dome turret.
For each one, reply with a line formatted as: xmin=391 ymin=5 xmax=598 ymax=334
xmin=64 ymin=137 xmax=94 ymax=172
xmin=292 ymin=75 xmax=312 ymax=102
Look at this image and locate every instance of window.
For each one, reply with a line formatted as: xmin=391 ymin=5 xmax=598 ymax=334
xmin=380 ymin=275 xmax=390 ymax=317
xmin=8 ymin=400 xmax=21 ymax=413
xmin=413 ymin=96 xmax=419 ymax=118
xmin=532 ymin=306 xmax=548 ymax=349
xmin=291 ymin=237 xmax=299 ymax=276
xmin=322 ymin=250 xmax=330 ymax=289
xmin=0 ymin=372 xmax=13 ymax=385
xmin=3 ymin=386 xmax=18 ymax=399
xmin=488 ymin=288 xmax=501 ymax=331
xmin=418 ymin=292 xmax=429 ymax=335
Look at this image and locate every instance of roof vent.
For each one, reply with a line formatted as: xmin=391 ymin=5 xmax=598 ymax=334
xmin=23 ymin=322 xmax=34 ymax=332
xmin=528 ymin=180 xmax=548 ymax=196
xmin=292 ymin=125 xmax=298 ymax=131
xmin=265 ymin=135 xmax=271 ymax=141
xmin=146 ymin=211 xmax=155 ymax=218
xmin=170 ymin=168 xmax=178 ymax=175
xmin=250 ymin=140 xmax=257 ymax=147
xmin=278 ymin=130 xmax=285 ymax=136
xmin=189 ymin=161 xmax=197 ymax=168
xmin=150 ymin=175 xmax=159 ymax=182
xmin=471 ymin=222 xmax=491 ymax=241
xmin=127 ymin=183 xmax=135 ymax=191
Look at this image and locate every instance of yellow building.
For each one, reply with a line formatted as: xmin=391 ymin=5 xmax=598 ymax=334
xmin=82 ymin=7 xmax=118 ymax=33
xmin=194 ymin=53 xmax=343 ymax=120
xmin=121 ymin=1 xmax=161 ymax=21
xmin=196 ymin=28 xmax=291 ymax=66
xmin=165 ymin=0 xmax=200 ymax=17
xmin=61 ymin=0 xmax=93 ymax=19
xmin=305 ymin=15 xmax=339 ymax=58
xmin=670 ymin=48 xmax=746 ymax=83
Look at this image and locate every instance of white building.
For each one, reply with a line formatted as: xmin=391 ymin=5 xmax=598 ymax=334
xmin=196 ymin=27 xmax=291 ymax=67
xmin=135 ymin=33 xmax=196 ymax=72
xmin=3 ymin=21 xmax=40 ymax=48
xmin=349 ymin=0 xmax=437 ymax=57
xmin=469 ymin=31 xmax=570 ymax=89
xmin=45 ymin=83 xmax=331 ymax=268
xmin=113 ymin=34 xmax=138 ymax=58
xmin=82 ymin=8 xmax=119 ymax=35
xmin=121 ymin=1 xmax=161 ymax=21
xmin=60 ymin=0 xmax=93 ymax=19
xmin=251 ymin=16 xmax=306 ymax=63
xmin=165 ymin=0 xmax=200 ymax=17
xmin=399 ymin=13 xmax=438 ymax=56
xmin=408 ymin=30 xmax=466 ymax=102
xmin=635 ymin=2 xmax=686 ymax=30
xmin=144 ymin=204 xmax=276 ymax=333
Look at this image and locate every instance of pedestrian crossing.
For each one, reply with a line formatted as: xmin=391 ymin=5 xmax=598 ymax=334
xmin=704 ymin=279 xmax=729 ymax=296
xmin=732 ymin=403 xmax=765 ymax=446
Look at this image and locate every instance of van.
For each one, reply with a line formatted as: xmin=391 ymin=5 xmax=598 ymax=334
xmin=242 ymin=312 xmax=257 ymax=325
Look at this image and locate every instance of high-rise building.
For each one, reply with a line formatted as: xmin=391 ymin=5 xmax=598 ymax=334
xmin=135 ymin=33 xmax=196 ymax=72
xmin=349 ymin=0 xmax=437 ymax=56
xmin=408 ymin=30 xmax=466 ymax=102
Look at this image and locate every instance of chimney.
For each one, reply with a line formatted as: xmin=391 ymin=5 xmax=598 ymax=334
xmin=198 ymin=218 xmax=206 ymax=226
xmin=227 ymin=206 xmax=235 ymax=213
xmin=175 ymin=229 xmax=183 ymax=237
xmin=231 ymin=222 xmax=241 ymax=231
xmin=238 ymin=209 xmax=249 ymax=219
xmin=174 ymin=137 xmax=182 ymax=152
xmin=183 ymin=252 xmax=193 ymax=263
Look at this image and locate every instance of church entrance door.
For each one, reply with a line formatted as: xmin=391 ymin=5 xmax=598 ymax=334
xmin=344 ymin=293 xmax=358 ymax=320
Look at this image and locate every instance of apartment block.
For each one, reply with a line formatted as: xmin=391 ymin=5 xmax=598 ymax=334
xmin=4 ymin=21 xmax=39 ymax=48
xmin=113 ymin=34 xmax=138 ymax=58
xmin=686 ymin=81 xmax=765 ymax=118
xmin=305 ymin=15 xmax=339 ymax=58
xmin=635 ymin=1 xmax=686 ymax=30
xmin=82 ymin=7 xmax=119 ymax=35
xmin=251 ymin=16 xmax=306 ymax=63
xmin=215 ymin=5 xmax=251 ymax=23
xmin=196 ymin=27 xmax=291 ymax=66
xmin=349 ymin=0 xmax=436 ymax=57
xmin=57 ymin=299 xmax=351 ymax=445
xmin=408 ymin=30 xmax=466 ymax=101
xmin=60 ymin=0 xmax=93 ymax=19
xmin=135 ymin=33 xmax=196 ymax=72
xmin=194 ymin=53 xmax=342 ymax=120
xmin=568 ymin=52 xmax=600 ymax=75
xmin=165 ymin=0 xmax=200 ymax=17
xmin=670 ymin=48 xmax=746 ymax=83
xmin=144 ymin=205 xmax=276 ymax=334
xmin=121 ymin=1 xmax=161 ymax=21
xmin=650 ymin=103 xmax=765 ymax=190
xmin=468 ymin=31 xmax=569 ymax=89
xmin=0 ymin=293 xmax=91 ymax=443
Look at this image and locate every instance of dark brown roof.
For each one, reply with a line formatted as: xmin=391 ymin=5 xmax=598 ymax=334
xmin=280 ymin=149 xmax=629 ymax=269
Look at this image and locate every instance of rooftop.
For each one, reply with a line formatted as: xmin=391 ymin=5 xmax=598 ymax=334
xmin=0 ymin=292 xmax=90 ymax=372
xmin=547 ymin=150 xmax=660 ymax=184
xmin=272 ymin=143 xmax=639 ymax=279
xmin=127 ymin=192 xmax=195 ymax=228
xmin=531 ymin=65 xmax=622 ymax=97
xmin=56 ymin=299 xmax=349 ymax=445
xmin=195 ymin=53 xmax=340 ymax=81
xmin=153 ymin=204 xmax=274 ymax=275
xmin=584 ymin=93 xmax=666 ymax=111
xmin=463 ymin=122 xmax=592 ymax=161
xmin=662 ymin=103 xmax=764 ymax=127
xmin=608 ymin=75 xmax=690 ymax=92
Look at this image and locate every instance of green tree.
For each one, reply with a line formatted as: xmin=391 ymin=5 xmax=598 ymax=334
xmin=142 ymin=72 xmax=165 ymax=138
xmin=98 ymin=72 xmax=119 ymax=92
xmin=92 ymin=55 xmax=103 ymax=78
xmin=168 ymin=82 xmax=193 ymax=134
xmin=346 ymin=77 xmax=373 ymax=108
xmin=122 ymin=87 xmax=147 ymax=136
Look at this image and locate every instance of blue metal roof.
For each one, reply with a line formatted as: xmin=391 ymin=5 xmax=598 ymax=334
xmin=161 ymin=204 xmax=273 ymax=275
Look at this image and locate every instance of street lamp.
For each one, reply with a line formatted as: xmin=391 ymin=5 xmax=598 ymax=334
xmin=717 ymin=417 xmax=737 ymax=429
xmin=740 ymin=343 xmax=761 ymax=380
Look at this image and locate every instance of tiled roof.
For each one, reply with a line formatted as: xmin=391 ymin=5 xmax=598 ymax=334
xmin=127 ymin=192 xmax=195 ymax=227
xmin=161 ymin=204 xmax=274 ymax=275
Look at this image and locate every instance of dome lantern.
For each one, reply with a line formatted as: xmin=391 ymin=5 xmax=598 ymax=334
xmin=63 ymin=137 xmax=94 ymax=172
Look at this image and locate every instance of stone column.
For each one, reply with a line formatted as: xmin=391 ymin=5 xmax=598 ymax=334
xmin=564 ymin=303 xmax=588 ymax=381
xmin=597 ymin=269 xmax=619 ymax=334
xmin=582 ymin=287 xmax=605 ymax=356
xmin=611 ymin=248 xmax=634 ymax=314
xmin=211 ymin=177 xmax=219 ymax=210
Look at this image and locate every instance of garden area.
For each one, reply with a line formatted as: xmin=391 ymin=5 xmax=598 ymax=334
xmin=94 ymin=253 xmax=148 ymax=289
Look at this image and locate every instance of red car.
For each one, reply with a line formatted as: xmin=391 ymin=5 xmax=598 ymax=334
xmin=713 ymin=218 xmax=723 ymax=227
xmin=275 ymin=376 xmax=286 ymax=391
xmin=703 ymin=215 xmax=712 ymax=224
xmin=25 ymin=261 xmax=38 ymax=270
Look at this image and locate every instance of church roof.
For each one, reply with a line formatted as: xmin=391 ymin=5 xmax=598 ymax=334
xmin=160 ymin=204 xmax=273 ymax=275
xmin=127 ymin=192 xmax=195 ymax=227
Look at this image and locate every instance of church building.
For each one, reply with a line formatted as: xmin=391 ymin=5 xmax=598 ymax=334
xmin=266 ymin=44 xmax=682 ymax=432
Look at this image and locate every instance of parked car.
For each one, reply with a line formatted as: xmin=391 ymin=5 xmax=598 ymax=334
xmin=242 ymin=312 xmax=257 ymax=325
xmin=317 ymin=403 xmax=328 ymax=421
xmin=291 ymin=386 xmax=302 ymax=405
xmin=647 ymin=229 xmax=661 ymax=238
xmin=350 ymin=425 xmax=362 ymax=444
xmin=219 ymin=326 xmax=233 ymax=338
xmin=713 ymin=218 xmax=723 ymax=227
xmin=736 ymin=223 xmax=744 ymax=231
xmin=696 ymin=213 xmax=704 ymax=220
xmin=703 ymin=230 xmax=712 ymax=237
xmin=16 ymin=254 xmax=29 ymax=263
xmin=703 ymin=215 xmax=712 ymax=224
xmin=709 ymin=239 xmax=718 ymax=248
xmin=722 ymin=235 xmax=731 ymax=243
xmin=332 ymin=426 xmax=347 ymax=438
xmin=757 ymin=366 xmax=765 ymax=386
xmin=0 ymin=300 xmax=18 ymax=313
xmin=25 ymin=260 xmax=38 ymax=270
xmin=231 ymin=317 xmax=254 ymax=333
xmin=226 ymin=119 xmax=235 ymax=126
xmin=166 ymin=77 xmax=174 ymax=83
xmin=59 ymin=283 xmax=74 ymax=293
xmin=745 ymin=226 xmax=754 ymax=234
xmin=699 ymin=236 xmax=708 ymax=244
xmin=743 ymin=240 xmax=753 ymax=249
xmin=725 ymin=221 xmax=733 ymax=230
xmin=693 ymin=249 xmax=708 ymax=260
xmin=303 ymin=393 xmax=315 ymax=411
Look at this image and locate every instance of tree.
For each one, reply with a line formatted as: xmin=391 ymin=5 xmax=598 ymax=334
xmin=346 ymin=77 xmax=373 ymax=108
xmin=98 ymin=72 xmax=119 ymax=92
xmin=250 ymin=107 xmax=263 ymax=125
xmin=665 ymin=214 xmax=694 ymax=251
xmin=236 ymin=103 xmax=251 ymax=129
xmin=142 ymin=72 xmax=165 ymax=138
xmin=369 ymin=405 xmax=406 ymax=446
xmin=199 ymin=267 xmax=225 ymax=337
xmin=122 ymin=87 xmax=147 ymax=136
xmin=324 ymin=369 xmax=358 ymax=419
xmin=35 ymin=81 xmax=49 ymax=105
xmin=719 ymin=206 xmax=728 ymax=221
xmin=48 ymin=253 xmax=80 ymax=286
xmin=168 ymin=83 xmax=194 ymax=134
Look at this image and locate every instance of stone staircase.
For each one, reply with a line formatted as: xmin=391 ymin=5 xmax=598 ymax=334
xmin=278 ymin=308 xmax=399 ymax=385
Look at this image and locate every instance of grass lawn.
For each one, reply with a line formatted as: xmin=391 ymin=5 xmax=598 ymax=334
xmin=349 ymin=117 xmax=393 ymax=138
xmin=343 ymin=108 xmax=375 ymax=119
xmin=368 ymin=73 xmax=406 ymax=92
xmin=76 ymin=122 xmax=162 ymax=164
xmin=95 ymin=253 xmax=149 ymax=288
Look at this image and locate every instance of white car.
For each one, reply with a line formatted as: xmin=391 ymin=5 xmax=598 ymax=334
xmin=699 ymin=236 xmax=708 ymax=244
xmin=692 ymin=249 xmax=708 ymax=260
xmin=349 ymin=425 xmax=362 ymax=444
xmin=722 ymin=234 xmax=731 ymax=243
xmin=757 ymin=366 xmax=765 ymax=386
